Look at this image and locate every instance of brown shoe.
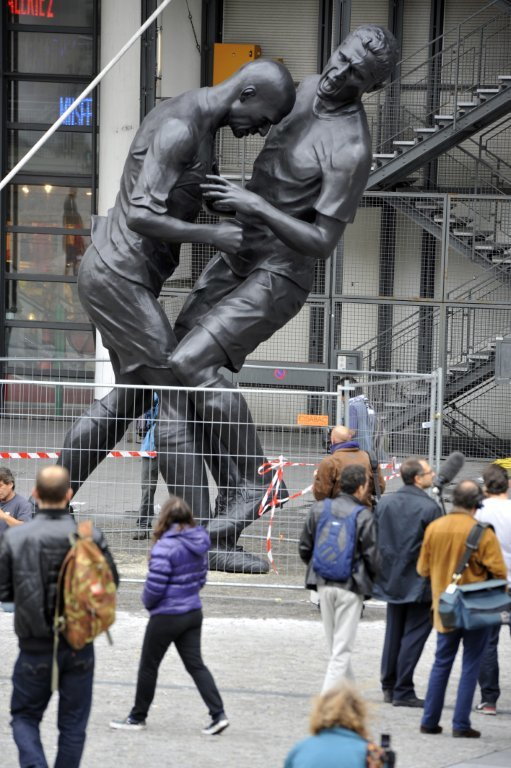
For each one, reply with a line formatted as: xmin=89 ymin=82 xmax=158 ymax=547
xmin=420 ymin=725 xmax=442 ymax=735
xmin=452 ymin=728 xmax=480 ymax=738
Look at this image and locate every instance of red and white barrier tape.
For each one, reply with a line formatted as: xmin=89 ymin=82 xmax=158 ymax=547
xmin=0 ymin=450 xmax=157 ymax=460
xmin=256 ymin=456 xmax=402 ymax=571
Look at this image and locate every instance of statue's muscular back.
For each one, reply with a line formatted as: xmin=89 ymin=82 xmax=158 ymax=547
xmin=92 ymin=89 xmax=216 ymax=295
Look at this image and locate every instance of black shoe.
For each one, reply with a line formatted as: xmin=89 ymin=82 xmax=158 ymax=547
xmin=420 ymin=725 xmax=442 ymax=735
xmin=208 ymin=546 xmax=270 ymax=574
xmin=452 ymin=728 xmax=480 ymax=738
xmin=132 ymin=529 xmax=151 ymax=541
xmin=202 ymin=713 xmax=229 ymax=735
xmin=383 ymin=690 xmax=393 ymax=704
xmin=393 ymin=696 xmax=424 ymax=708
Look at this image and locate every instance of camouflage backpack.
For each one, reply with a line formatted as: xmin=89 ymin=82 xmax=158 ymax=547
xmin=52 ymin=520 xmax=116 ymax=686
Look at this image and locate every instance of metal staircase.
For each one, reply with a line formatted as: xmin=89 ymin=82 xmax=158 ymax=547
xmin=387 ymin=196 xmax=511 ymax=278
xmin=354 ymin=277 xmax=510 ymax=441
xmin=364 ymin=5 xmax=511 ymax=191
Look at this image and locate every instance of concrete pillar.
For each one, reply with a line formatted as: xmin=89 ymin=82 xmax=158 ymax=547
xmin=160 ymin=0 xmax=202 ymax=97
xmin=94 ymin=0 xmax=141 ymax=396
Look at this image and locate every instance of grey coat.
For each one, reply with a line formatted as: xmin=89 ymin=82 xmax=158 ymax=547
xmin=299 ymin=492 xmax=379 ymax=597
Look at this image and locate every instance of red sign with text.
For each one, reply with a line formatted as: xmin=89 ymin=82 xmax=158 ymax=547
xmin=7 ymin=0 xmax=54 ymax=17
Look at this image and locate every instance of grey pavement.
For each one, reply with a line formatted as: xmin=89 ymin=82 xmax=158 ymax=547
xmin=1 ymin=593 xmax=511 ymax=768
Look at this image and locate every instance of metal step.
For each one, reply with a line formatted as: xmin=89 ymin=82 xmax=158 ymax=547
xmin=475 ymin=244 xmax=498 ymax=251
xmin=414 ymin=202 xmax=443 ymax=210
xmin=498 ymin=75 xmax=511 ymax=84
xmin=451 ymin=230 xmax=474 ymax=237
xmin=475 ymin=88 xmax=499 ymax=97
xmin=413 ymin=127 xmax=438 ymax=134
xmin=393 ymin=140 xmax=416 ymax=147
xmin=373 ymin=153 xmax=397 ymax=159
xmin=468 ymin=353 xmax=492 ymax=362
xmin=434 ymin=114 xmax=454 ymax=122
xmin=458 ymin=101 xmax=478 ymax=108
xmin=448 ymin=364 xmax=470 ymax=373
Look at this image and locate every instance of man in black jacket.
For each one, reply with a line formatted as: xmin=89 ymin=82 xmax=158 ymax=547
xmin=299 ymin=464 xmax=378 ymax=692
xmin=374 ymin=456 xmax=440 ymax=707
xmin=0 ymin=466 xmax=119 ymax=768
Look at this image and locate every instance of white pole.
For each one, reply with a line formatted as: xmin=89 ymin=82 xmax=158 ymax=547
xmin=0 ymin=0 xmax=175 ymax=192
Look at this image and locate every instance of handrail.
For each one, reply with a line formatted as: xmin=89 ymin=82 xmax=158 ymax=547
xmin=364 ymin=7 xmax=511 ymax=155
xmin=388 ymin=1 xmax=502 ymax=78
xmin=0 ymin=0 xmax=175 ymax=192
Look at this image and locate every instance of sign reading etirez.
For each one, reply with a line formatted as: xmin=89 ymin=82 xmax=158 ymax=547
xmin=7 ymin=0 xmax=54 ymax=17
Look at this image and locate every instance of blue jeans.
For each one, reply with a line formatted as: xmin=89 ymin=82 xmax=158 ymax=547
xmin=422 ymin=627 xmax=489 ymax=732
xmin=478 ymin=624 xmax=511 ymax=704
xmin=11 ymin=644 xmax=94 ymax=768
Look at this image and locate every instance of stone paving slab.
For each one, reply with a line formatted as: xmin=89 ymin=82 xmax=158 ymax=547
xmin=2 ymin=601 xmax=511 ymax=768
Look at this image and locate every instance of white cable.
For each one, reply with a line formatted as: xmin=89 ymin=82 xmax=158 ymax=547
xmin=0 ymin=0 xmax=174 ymax=192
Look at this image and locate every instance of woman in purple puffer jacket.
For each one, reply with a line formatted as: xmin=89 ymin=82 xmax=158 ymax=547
xmin=110 ymin=496 xmax=229 ymax=735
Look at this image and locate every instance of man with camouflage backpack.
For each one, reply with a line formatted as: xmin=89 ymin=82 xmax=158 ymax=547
xmin=0 ymin=466 xmax=118 ymax=768
xmin=299 ymin=464 xmax=378 ymax=693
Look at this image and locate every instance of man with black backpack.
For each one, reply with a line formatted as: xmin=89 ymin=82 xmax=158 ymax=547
xmin=299 ymin=464 xmax=378 ymax=692
xmin=0 ymin=466 xmax=119 ymax=768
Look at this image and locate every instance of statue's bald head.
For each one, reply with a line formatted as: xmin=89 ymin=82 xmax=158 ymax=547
xmin=230 ymin=59 xmax=296 ymax=124
xmin=35 ymin=465 xmax=71 ymax=507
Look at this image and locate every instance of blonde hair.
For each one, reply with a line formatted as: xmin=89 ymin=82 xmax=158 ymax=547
xmin=309 ymin=682 xmax=369 ymax=739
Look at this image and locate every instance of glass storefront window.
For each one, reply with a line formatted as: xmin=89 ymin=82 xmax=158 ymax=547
xmin=9 ymin=81 xmax=93 ymax=125
xmin=7 ymin=1 xmax=94 ymax=28
xmin=6 ymin=232 xmax=91 ymax=275
xmin=6 ymin=326 xmax=96 ymax=363
xmin=7 ymin=185 xmax=92 ymax=229
xmin=9 ymin=31 xmax=93 ymax=76
xmin=5 ymin=280 xmax=90 ymax=323
xmin=8 ymin=129 xmax=93 ymax=174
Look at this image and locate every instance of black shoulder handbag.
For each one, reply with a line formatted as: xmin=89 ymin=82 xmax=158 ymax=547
xmin=439 ymin=522 xmax=511 ymax=631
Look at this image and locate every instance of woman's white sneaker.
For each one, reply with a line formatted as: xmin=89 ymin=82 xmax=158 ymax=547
xmin=201 ymin=715 xmax=229 ymax=735
xmin=109 ymin=717 xmax=147 ymax=731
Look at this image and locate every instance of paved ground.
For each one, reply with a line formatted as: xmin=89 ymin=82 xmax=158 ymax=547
xmin=1 ymin=592 xmax=511 ymax=768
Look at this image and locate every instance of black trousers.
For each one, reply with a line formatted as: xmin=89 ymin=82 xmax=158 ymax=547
xmin=381 ymin=601 xmax=432 ymax=701
xmin=130 ymin=610 xmax=224 ymax=722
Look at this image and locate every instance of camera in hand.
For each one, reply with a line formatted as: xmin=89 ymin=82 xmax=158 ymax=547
xmin=380 ymin=733 xmax=396 ymax=767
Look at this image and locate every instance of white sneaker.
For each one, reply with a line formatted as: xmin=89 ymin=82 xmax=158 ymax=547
xmin=202 ymin=715 xmax=229 ymax=735
xmin=109 ymin=717 xmax=147 ymax=731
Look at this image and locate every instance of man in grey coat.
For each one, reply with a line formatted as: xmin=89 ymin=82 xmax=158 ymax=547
xmin=374 ymin=456 xmax=441 ymax=707
xmin=299 ymin=464 xmax=378 ymax=692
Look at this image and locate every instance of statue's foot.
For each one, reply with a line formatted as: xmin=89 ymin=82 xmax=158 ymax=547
xmin=208 ymin=546 xmax=270 ymax=574
xmin=214 ymin=478 xmax=290 ymax=519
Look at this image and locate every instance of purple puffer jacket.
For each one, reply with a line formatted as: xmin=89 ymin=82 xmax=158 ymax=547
xmin=142 ymin=525 xmax=210 ymax=615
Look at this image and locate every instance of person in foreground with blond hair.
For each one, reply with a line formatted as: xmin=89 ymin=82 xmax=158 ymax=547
xmin=283 ymin=682 xmax=388 ymax=767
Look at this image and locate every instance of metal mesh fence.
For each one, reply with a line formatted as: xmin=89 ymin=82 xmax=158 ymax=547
xmin=0 ymin=367 xmax=437 ymax=582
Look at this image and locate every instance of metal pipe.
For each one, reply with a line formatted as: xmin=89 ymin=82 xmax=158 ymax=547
xmin=0 ymin=0 xmax=175 ymax=192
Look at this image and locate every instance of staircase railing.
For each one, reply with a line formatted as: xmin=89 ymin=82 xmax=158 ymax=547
xmin=354 ymin=278 xmax=509 ymax=373
xmin=364 ymin=2 xmax=511 ymax=157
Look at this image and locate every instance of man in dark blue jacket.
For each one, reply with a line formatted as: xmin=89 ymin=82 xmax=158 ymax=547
xmin=374 ymin=456 xmax=440 ymax=707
